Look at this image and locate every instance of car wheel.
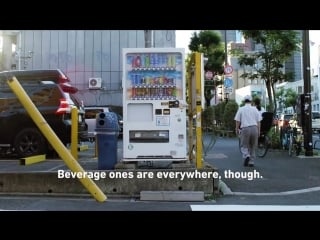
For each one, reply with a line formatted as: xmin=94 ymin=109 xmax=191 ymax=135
xmin=14 ymin=128 xmax=47 ymax=158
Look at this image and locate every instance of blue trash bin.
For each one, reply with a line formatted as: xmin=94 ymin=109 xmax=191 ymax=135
xmin=95 ymin=112 xmax=119 ymax=170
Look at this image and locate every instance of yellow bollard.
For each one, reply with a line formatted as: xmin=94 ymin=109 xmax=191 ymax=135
xmin=71 ymin=107 xmax=78 ymax=160
xmin=195 ymin=52 xmax=203 ymax=169
xmin=7 ymin=77 xmax=107 ymax=202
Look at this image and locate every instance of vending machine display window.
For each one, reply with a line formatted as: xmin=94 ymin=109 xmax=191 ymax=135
xmin=122 ymin=48 xmax=187 ymax=161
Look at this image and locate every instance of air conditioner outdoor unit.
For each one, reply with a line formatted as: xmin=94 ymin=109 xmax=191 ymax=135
xmin=88 ymin=78 xmax=102 ymax=89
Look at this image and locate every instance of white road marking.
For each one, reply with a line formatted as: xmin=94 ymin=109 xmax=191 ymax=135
xmin=46 ymin=164 xmax=66 ymax=171
xmin=231 ymin=186 xmax=320 ymax=196
xmin=190 ymin=205 xmax=320 ymax=211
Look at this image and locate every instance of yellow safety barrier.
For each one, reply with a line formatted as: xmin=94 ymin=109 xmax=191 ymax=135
xmin=7 ymin=77 xmax=107 ymax=202
xmin=20 ymin=154 xmax=46 ymax=165
xmin=78 ymin=145 xmax=89 ymax=151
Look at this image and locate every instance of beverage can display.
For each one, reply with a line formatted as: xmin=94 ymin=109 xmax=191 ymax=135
xmin=135 ymin=55 xmax=141 ymax=68
xmin=167 ymin=55 xmax=171 ymax=68
xmin=172 ymin=55 xmax=176 ymax=67
xmin=161 ymin=54 xmax=167 ymax=67
xmin=154 ymin=53 xmax=159 ymax=67
xmin=145 ymin=54 xmax=150 ymax=67
xmin=131 ymin=55 xmax=136 ymax=67
xmin=159 ymin=76 xmax=163 ymax=85
xmin=132 ymin=87 xmax=136 ymax=98
xmin=150 ymin=54 xmax=154 ymax=67
xmin=141 ymin=54 xmax=145 ymax=68
xmin=134 ymin=74 xmax=138 ymax=85
xmin=125 ymin=51 xmax=182 ymax=101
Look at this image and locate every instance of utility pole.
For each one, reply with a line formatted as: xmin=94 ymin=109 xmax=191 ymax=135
xmin=302 ymin=30 xmax=313 ymax=156
xmin=224 ymin=30 xmax=228 ymax=66
xmin=224 ymin=30 xmax=229 ymax=102
xmin=144 ymin=30 xmax=152 ymax=48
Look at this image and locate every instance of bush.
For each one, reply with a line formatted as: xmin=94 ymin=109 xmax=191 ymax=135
xmin=267 ymin=126 xmax=281 ymax=149
xmin=223 ymin=100 xmax=239 ymax=131
xmin=202 ymin=106 xmax=214 ymax=129
xmin=203 ymin=101 xmax=238 ymax=132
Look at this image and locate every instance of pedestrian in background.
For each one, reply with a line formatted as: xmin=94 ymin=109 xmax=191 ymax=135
xmin=234 ymin=95 xmax=262 ymax=167
xmin=253 ymin=97 xmax=266 ymax=116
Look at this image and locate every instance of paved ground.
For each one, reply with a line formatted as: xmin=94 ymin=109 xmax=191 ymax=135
xmin=1 ymin=136 xmax=320 ymax=210
xmin=203 ymin=136 xmax=320 ymax=208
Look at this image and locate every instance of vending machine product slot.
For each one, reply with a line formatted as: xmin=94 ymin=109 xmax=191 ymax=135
xmin=122 ymin=48 xmax=187 ymax=161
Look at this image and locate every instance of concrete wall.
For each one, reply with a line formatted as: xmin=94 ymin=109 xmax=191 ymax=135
xmin=0 ymin=169 xmax=215 ymax=197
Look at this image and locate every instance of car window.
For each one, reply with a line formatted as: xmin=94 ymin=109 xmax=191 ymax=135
xmin=284 ymin=115 xmax=293 ymax=121
xmin=312 ymin=112 xmax=320 ymax=119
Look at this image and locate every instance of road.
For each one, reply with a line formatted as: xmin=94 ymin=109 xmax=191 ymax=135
xmin=1 ymin=135 xmax=320 ymax=211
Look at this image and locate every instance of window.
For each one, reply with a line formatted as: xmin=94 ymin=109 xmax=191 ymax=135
xmin=236 ymin=30 xmax=243 ymax=43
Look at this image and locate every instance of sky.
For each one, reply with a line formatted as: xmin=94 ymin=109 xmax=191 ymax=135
xmin=175 ymin=30 xmax=197 ymax=54
xmin=309 ymin=30 xmax=320 ymax=44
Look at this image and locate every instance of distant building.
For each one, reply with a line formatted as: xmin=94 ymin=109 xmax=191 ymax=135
xmin=214 ymin=30 xmax=303 ymax=106
xmin=275 ymin=76 xmax=320 ymax=113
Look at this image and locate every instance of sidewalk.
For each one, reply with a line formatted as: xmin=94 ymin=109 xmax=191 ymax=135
xmin=204 ymin=136 xmax=320 ymax=204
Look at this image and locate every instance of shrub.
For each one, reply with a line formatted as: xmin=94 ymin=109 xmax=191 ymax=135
xmin=223 ymin=100 xmax=239 ymax=131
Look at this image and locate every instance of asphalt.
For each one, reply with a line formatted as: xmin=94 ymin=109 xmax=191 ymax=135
xmin=1 ymin=135 xmax=320 ymax=208
xmin=203 ymin=135 xmax=320 ymax=206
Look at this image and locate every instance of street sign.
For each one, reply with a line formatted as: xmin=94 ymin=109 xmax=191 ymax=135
xmin=224 ymin=87 xmax=233 ymax=93
xmin=224 ymin=77 xmax=233 ymax=88
xmin=224 ymin=65 xmax=233 ymax=75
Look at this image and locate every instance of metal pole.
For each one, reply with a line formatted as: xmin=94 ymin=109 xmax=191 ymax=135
xmin=187 ymin=59 xmax=194 ymax=163
xmin=7 ymin=77 xmax=107 ymax=202
xmin=302 ymin=30 xmax=313 ymax=156
xmin=144 ymin=30 xmax=152 ymax=48
xmin=224 ymin=30 xmax=228 ymax=102
xmin=71 ymin=107 xmax=78 ymax=160
xmin=18 ymin=32 xmax=21 ymax=70
xmin=224 ymin=30 xmax=228 ymax=66
xmin=195 ymin=52 xmax=203 ymax=169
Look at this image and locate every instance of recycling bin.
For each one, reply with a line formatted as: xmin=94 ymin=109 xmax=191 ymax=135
xmin=95 ymin=112 xmax=119 ymax=170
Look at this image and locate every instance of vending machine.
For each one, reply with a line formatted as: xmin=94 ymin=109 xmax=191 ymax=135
xmin=122 ymin=48 xmax=187 ymax=161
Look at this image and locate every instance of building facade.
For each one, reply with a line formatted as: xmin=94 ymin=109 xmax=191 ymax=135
xmin=276 ymin=76 xmax=320 ymax=113
xmin=215 ymin=30 xmax=303 ymax=106
xmin=0 ymin=30 xmax=176 ymax=106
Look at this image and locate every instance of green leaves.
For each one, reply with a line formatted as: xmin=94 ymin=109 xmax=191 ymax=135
xmin=189 ymin=30 xmax=225 ymax=74
xmin=232 ymin=30 xmax=301 ymax=113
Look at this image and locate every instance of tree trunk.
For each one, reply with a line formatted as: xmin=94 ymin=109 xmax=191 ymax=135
xmin=266 ymin=80 xmax=274 ymax=113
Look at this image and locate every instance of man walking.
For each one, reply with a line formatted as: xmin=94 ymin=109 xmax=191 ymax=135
xmin=234 ymin=95 xmax=262 ymax=167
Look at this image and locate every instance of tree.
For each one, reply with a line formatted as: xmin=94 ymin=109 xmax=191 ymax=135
xmin=189 ymin=30 xmax=225 ymax=74
xmin=188 ymin=30 xmax=225 ymax=107
xmin=275 ymin=87 xmax=298 ymax=113
xmin=284 ymin=88 xmax=298 ymax=112
xmin=231 ymin=30 xmax=301 ymax=114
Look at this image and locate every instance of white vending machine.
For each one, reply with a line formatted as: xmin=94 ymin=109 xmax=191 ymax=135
xmin=122 ymin=48 xmax=187 ymax=162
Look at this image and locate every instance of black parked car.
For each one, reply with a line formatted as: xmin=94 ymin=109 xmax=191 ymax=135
xmin=0 ymin=69 xmax=87 ymax=157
